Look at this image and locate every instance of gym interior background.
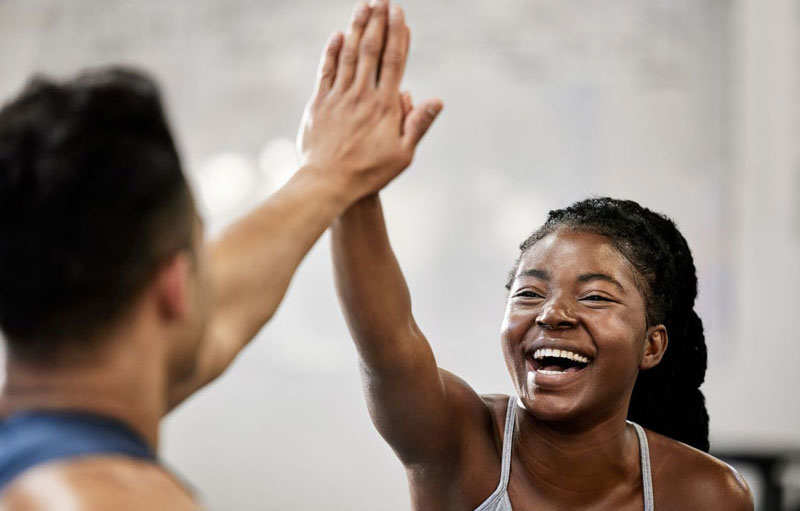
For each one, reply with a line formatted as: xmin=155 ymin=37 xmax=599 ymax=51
xmin=0 ymin=1 xmax=798 ymax=509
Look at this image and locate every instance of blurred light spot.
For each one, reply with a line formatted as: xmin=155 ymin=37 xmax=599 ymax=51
xmin=196 ymin=152 xmax=260 ymax=219
xmin=258 ymin=137 xmax=298 ymax=194
xmin=492 ymin=194 xmax=548 ymax=249
xmin=269 ymin=330 xmax=354 ymax=375
xmin=383 ymin=184 xmax=447 ymax=272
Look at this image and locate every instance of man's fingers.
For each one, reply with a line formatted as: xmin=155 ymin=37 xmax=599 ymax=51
xmin=334 ymin=2 xmax=371 ymax=91
xmin=315 ymin=32 xmax=344 ymax=98
xmin=400 ymin=91 xmax=413 ymax=117
xmin=402 ymin=98 xmax=443 ymax=150
xmin=353 ymin=0 xmax=390 ymax=91
xmin=377 ymin=5 xmax=409 ymax=94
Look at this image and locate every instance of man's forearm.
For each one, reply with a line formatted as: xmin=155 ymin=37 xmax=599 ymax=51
xmin=168 ymin=164 xmax=352 ymax=409
xmin=208 ymin=163 xmax=351 ymax=345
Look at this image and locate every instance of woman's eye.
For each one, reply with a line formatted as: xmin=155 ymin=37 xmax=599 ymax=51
xmin=516 ymin=291 xmax=543 ymax=299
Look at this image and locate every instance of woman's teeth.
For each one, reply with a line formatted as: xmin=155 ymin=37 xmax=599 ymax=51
xmin=529 ymin=347 xmax=591 ymax=374
xmin=532 ymin=348 xmax=589 ymax=364
xmin=537 ymin=369 xmax=567 ymax=375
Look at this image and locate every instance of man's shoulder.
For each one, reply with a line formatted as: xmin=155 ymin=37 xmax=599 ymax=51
xmin=0 ymin=455 xmax=198 ymax=510
xmin=646 ymin=429 xmax=754 ymax=511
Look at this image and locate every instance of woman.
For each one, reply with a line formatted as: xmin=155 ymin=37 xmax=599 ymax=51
xmin=331 ymin=194 xmax=753 ymax=510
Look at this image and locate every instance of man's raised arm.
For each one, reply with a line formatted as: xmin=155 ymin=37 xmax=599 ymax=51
xmin=169 ymin=0 xmax=441 ymax=408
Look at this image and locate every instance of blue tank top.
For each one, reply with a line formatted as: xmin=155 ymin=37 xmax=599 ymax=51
xmin=0 ymin=410 xmax=156 ymax=492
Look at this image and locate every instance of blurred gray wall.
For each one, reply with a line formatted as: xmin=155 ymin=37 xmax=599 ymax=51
xmin=1 ymin=0 xmax=798 ymax=509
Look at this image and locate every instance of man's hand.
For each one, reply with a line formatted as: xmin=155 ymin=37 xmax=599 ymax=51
xmin=168 ymin=0 xmax=443 ymax=410
xmin=297 ymin=0 xmax=442 ymax=203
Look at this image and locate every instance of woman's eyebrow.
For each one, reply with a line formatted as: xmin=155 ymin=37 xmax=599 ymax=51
xmin=517 ymin=268 xmax=550 ymax=280
xmin=577 ymin=273 xmax=625 ymax=291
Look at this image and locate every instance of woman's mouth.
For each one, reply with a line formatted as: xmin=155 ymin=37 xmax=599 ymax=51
xmin=527 ymin=348 xmax=591 ymax=375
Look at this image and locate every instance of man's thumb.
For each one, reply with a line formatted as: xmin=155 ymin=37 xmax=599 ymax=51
xmin=403 ymin=98 xmax=443 ymax=149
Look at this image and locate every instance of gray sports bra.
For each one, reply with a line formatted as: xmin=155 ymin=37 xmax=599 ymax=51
xmin=474 ymin=397 xmax=655 ymax=511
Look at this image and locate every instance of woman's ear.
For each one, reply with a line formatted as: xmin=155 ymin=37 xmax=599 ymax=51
xmin=641 ymin=325 xmax=668 ymax=370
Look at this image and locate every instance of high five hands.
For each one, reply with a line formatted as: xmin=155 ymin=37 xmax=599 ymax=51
xmin=297 ymin=0 xmax=443 ymax=203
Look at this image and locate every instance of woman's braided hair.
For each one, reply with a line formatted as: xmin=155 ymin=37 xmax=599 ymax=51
xmin=509 ymin=197 xmax=709 ymax=452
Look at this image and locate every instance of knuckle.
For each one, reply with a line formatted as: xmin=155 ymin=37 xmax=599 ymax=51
xmin=351 ymin=11 xmax=368 ymax=30
xmin=360 ymin=38 xmax=382 ymax=57
xmin=318 ymin=65 xmax=335 ymax=80
xmin=353 ymin=89 xmax=376 ymax=105
xmin=347 ymin=88 xmax=367 ymax=104
xmin=372 ymin=95 xmax=387 ymax=109
xmin=308 ymin=98 xmax=323 ymax=113
xmin=382 ymin=48 xmax=404 ymax=66
xmin=340 ymin=47 xmax=358 ymax=66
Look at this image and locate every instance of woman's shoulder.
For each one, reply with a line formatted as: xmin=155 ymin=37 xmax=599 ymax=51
xmin=644 ymin=427 xmax=754 ymax=511
xmin=480 ymin=393 xmax=513 ymax=416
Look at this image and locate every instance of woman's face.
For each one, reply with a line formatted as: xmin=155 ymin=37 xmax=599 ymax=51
xmin=501 ymin=227 xmax=666 ymax=425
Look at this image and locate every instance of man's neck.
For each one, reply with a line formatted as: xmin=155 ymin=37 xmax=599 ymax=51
xmin=0 ymin=325 xmax=169 ymax=450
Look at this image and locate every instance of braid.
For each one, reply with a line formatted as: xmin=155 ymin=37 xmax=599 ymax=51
xmin=510 ymin=197 xmax=710 ymax=451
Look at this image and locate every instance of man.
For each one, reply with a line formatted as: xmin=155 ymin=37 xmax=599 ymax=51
xmin=0 ymin=1 xmax=439 ymax=508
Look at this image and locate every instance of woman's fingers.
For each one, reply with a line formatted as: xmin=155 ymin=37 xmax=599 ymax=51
xmin=333 ymin=2 xmax=371 ymax=92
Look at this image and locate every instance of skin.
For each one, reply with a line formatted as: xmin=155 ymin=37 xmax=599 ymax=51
xmin=332 ymin=198 xmax=754 ymax=510
xmin=0 ymin=1 xmax=441 ymax=509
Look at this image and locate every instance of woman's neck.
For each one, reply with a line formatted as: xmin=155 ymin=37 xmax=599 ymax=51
xmin=512 ymin=401 xmax=642 ymax=505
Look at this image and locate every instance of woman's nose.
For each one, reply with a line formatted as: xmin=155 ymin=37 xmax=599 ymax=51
xmin=536 ymin=297 xmax=577 ymax=330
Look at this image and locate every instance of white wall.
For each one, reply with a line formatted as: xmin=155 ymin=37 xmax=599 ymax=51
xmin=1 ymin=1 xmax=798 ymax=509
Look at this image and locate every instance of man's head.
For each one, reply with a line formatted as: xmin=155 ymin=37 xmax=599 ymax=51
xmin=0 ymin=67 xmax=206 ymax=376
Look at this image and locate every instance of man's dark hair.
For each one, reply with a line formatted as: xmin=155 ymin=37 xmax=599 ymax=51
xmin=0 ymin=67 xmax=194 ymax=364
xmin=507 ymin=197 xmax=710 ymax=452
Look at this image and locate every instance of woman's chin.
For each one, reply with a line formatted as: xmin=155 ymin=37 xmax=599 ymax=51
xmin=516 ymin=393 xmax=586 ymax=424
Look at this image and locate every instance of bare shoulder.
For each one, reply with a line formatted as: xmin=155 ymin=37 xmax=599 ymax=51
xmin=477 ymin=393 xmax=516 ymax=453
xmin=479 ymin=393 xmax=512 ymax=428
xmin=0 ymin=456 xmax=199 ymax=511
xmin=646 ymin=429 xmax=754 ymax=511
xmin=438 ymin=368 xmax=495 ymax=423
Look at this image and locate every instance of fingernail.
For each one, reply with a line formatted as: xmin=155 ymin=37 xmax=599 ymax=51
xmin=390 ymin=5 xmax=402 ymax=19
xmin=426 ymin=103 xmax=441 ymax=116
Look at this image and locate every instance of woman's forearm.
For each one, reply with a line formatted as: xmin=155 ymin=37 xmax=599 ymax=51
xmin=331 ymin=194 xmax=430 ymax=373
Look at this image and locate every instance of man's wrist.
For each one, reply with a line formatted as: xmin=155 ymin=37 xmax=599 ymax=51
xmin=292 ymin=162 xmax=359 ymax=215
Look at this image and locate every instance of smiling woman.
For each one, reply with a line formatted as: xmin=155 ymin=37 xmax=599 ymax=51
xmin=332 ymin=193 xmax=754 ymax=510
xmin=506 ymin=198 xmax=710 ymax=452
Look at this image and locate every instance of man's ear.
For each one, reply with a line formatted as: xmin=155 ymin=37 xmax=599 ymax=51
xmin=641 ymin=325 xmax=668 ymax=370
xmin=153 ymin=252 xmax=193 ymax=322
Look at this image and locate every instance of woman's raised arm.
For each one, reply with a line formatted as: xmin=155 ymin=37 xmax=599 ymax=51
xmin=332 ymin=195 xmax=487 ymax=467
